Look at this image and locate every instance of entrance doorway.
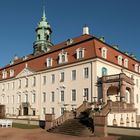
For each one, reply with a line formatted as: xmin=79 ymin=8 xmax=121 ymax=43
xmin=23 ymin=107 xmax=28 ymax=115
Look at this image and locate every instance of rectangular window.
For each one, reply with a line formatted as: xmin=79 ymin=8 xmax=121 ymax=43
xmin=84 ymin=67 xmax=89 ymax=78
xmin=83 ymin=88 xmax=89 ymax=101
xmin=25 ymin=78 xmax=28 ymax=87
xmin=25 ymin=94 xmax=28 ymax=102
xmin=79 ymin=50 xmax=83 ymax=59
xmin=12 ymin=95 xmax=14 ymax=104
xmin=43 ymin=92 xmax=46 ymax=102
xmin=51 ymin=92 xmax=55 ymax=102
xmin=47 ymin=58 xmax=52 ymax=67
xmin=19 ymin=80 xmax=21 ymax=89
xmin=2 ymin=84 xmax=5 ymax=91
xmin=32 ymin=93 xmax=36 ymax=103
xmin=136 ymin=94 xmax=139 ymax=103
xmin=51 ymin=107 xmax=55 ymax=114
xmin=43 ymin=107 xmax=46 ymax=115
xmin=17 ymin=95 xmax=21 ymax=104
xmin=61 ymin=107 xmax=65 ymax=115
xmin=7 ymin=96 xmax=9 ymax=104
xmin=71 ymin=89 xmax=76 ymax=101
xmin=33 ymin=77 xmax=36 ymax=87
xmin=60 ymin=91 xmax=64 ymax=102
xmin=43 ymin=76 xmax=46 ymax=85
xmin=51 ymin=74 xmax=55 ymax=84
xmin=71 ymin=70 xmax=76 ymax=80
xmin=60 ymin=72 xmax=64 ymax=82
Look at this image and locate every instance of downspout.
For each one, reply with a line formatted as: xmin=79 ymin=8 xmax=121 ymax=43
xmin=91 ymin=61 xmax=93 ymax=102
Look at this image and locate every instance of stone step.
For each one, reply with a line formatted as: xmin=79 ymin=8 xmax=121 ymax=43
xmin=49 ymin=118 xmax=94 ymax=137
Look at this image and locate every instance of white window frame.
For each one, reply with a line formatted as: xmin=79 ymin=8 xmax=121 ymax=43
xmin=51 ymin=107 xmax=55 ymax=114
xmin=12 ymin=95 xmax=14 ymax=104
xmin=46 ymin=57 xmax=52 ymax=67
xmin=101 ymin=47 xmax=107 ymax=59
xmin=25 ymin=78 xmax=28 ymax=87
xmin=84 ymin=67 xmax=89 ymax=79
xmin=60 ymin=72 xmax=64 ymax=82
xmin=71 ymin=70 xmax=76 ymax=80
xmin=43 ymin=107 xmax=46 ymax=115
xmin=10 ymin=69 xmax=14 ymax=77
xmin=124 ymin=58 xmax=128 ymax=68
xmin=25 ymin=94 xmax=28 ymax=102
xmin=2 ymin=69 xmax=7 ymax=79
xmin=43 ymin=92 xmax=46 ymax=103
xmin=118 ymin=55 xmax=123 ymax=65
xmin=58 ymin=50 xmax=68 ymax=64
xmin=135 ymin=64 xmax=139 ymax=72
xmin=17 ymin=94 xmax=21 ymax=104
xmin=83 ymin=88 xmax=89 ymax=101
xmin=71 ymin=89 xmax=76 ymax=102
xmin=18 ymin=79 xmax=21 ymax=89
xmin=76 ymin=48 xmax=85 ymax=59
xmin=43 ymin=76 xmax=46 ymax=85
xmin=51 ymin=74 xmax=55 ymax=84
xmin=60 ymin=91 xmax=65 ymax=102
xmin=51 ymin=91 xmax=55 ymax=102
xmin=32 ymin=76 xmax=36 ymax=86
xmin=32 ymin=93 xmax=36 ymax=103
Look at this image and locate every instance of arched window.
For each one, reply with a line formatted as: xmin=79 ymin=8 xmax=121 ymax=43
xmin=118 ymin=55 xmax=123 ymax=65
xmin=101 ymin=47 xmax=107 ymax=59
xmin=124 ymin=58 xmax=128 ymax=68
xmin=102 ymin=67 xmax=107 ymax=76
xmin=46 ymin=57 xmax=52 ymax=67
xmin=58 ymin=50 xmax=68 ymax=64
xmin=10 ymin=69 xmax=14 ymax=77
xmin=76 ymin=48 xmax=85 ymax=59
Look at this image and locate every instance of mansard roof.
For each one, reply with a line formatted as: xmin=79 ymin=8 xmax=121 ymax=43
xmin=0 ymin=34 xmax=139 ymax=81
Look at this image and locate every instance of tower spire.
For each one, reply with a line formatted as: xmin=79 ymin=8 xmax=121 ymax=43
xmin=42 ymin=5 xmax=46 ymax=21
xmin=33 ymin=3 xmax=53 ymax=55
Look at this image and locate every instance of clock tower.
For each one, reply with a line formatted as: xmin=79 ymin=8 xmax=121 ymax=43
xmin=33 ymin=7 xmax=53 ymax=55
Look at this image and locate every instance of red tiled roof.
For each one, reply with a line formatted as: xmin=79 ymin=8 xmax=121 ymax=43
xmin=0 ymin=34 xmax=139 ymax=81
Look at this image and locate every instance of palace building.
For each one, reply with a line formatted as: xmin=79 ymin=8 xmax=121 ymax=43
xmin=0 ymin=8 xmax=140 ymax=128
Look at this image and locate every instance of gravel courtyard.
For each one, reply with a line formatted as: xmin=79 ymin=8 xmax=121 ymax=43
xmin=0 ymin=128 xmax=118 ymax=140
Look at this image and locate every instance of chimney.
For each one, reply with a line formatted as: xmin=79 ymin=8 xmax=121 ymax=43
xmin=83 ymin=24 xmax=89 ymax=35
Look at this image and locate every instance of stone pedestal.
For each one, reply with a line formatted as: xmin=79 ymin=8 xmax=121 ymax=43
xmin=94 ymin=115 xmax=107 ymax=137
xmin=45 ymin=114 xmax=55 ymax=130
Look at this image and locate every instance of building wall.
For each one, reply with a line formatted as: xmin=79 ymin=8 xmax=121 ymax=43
xmin=0 ymin=59 xmax=95 ymax=120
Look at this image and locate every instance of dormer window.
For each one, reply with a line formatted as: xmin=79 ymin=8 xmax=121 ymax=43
xmin=118 ymin=55 xmax=123 ymax=65
xmin=10 ymin=69 xmax=14 ymax=77
xmin=58 ymin=50 xmax=68 ymax=64
xmin=46 ymin=57 xmax=52 ymax=67
xmin=135 ymin=64 xmax=139 ymax=72
xmin=2 ymin=69 xmax=7 ymax=79
xmin=76 ymin=48 xmax=85 ymax=59
xmin=124 ymin=58 xmax=128 ymax=68
xmin=101 ymin=47 xmax=107 ymax=59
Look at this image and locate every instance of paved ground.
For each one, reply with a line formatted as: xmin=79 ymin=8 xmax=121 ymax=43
xmin=0 ymin=128 xmax=118 ymax=140
xmin=107 ymin=126 xmax=140 ymax=137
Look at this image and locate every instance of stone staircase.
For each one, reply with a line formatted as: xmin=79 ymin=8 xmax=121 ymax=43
xmin=45 ymin=101 xmax=111 ymax=137
xmin=48 ymin=118 xmax=94 ymax=136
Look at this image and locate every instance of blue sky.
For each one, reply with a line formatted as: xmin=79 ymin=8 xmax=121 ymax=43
xmin=0 ymin=0 xmax=140 ymax=67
